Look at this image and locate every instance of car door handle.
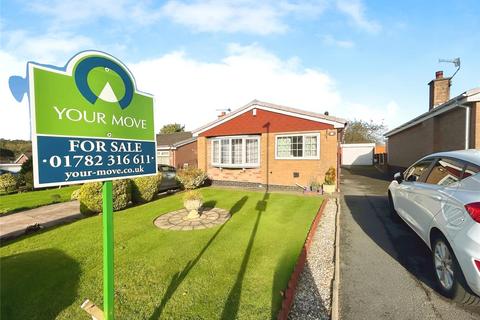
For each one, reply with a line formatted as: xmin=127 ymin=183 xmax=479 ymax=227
xmin=430 ymin=195 xmax=442 ymax=201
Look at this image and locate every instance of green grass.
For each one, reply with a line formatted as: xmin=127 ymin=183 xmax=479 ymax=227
xmin=0 ymin=188 xmax=322 ymax=319
xmin=0 ymin=185 xmax=80 ymax=214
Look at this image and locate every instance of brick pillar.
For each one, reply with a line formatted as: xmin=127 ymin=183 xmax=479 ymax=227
xmin=197 ymin=136 xmax=207 ymax=171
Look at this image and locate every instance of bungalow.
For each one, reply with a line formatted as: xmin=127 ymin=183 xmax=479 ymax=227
xmin=192 ymin=100 xmax=347 ymax=190
xmin=385 ymin=71 xmax=480 ymax=171
xmin=156 ymin=132 xmax=198 ymax=169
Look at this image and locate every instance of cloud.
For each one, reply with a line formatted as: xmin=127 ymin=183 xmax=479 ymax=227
xmin=340 ymin=100 xmax=400 ymax=130
xmin=0 ymin=51 xmax=31 ymax=140
xmin=336 ymin=0 xmax=381 ymax=33
xmin=2 ymin=30 xmax=94 ymax=65
xmin=322 ymin=34 xmax=354 ymax=48
xmin=27 ymin=0 xmax=162 ymax=28
xmin=161 ymin=0 xmax=327 ymax=35
xmin=0 ymin=43 xmax=400 ymax=140
xmin=130 ymin=43 xmax=341 ymax=132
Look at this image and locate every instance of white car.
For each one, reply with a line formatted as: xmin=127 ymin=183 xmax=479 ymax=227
xmin=388 ymin=149 xmax=480 ymax=305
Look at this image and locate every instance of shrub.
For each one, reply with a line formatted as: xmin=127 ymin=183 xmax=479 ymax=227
xmin=183 ymin=190 xmax=203 ymax=202
xmin=0 ymin=173 xmax=18 ymax=194
xmin=71 ymin=188 xmax=81 ymax=200
xmin=176 ymin=168 xmax=207 ymax=190
xmin=132 ymin=175 xmax=159 ymax=204
xmin=156 ymin=173 xmax=163 ymax=191
xmin=324 ymin=167 xmax=336 ymax=185
xmin=79 ymin=180 xmax=132 ymax=215
xmin=23 ymin=171 xmax=34 ymax=191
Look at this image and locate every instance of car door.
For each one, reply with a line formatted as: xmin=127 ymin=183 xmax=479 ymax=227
xmin=395 ymin=158 xmax=435 ymax=229
xmin=435 ymin=163 xmax=480 ymax=240
xmin=407 ymin=157 xmax=465 ymax=243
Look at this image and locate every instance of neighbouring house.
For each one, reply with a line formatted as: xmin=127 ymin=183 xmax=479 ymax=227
xmin=156 ymin=132 xmax=198 ymax=169
xmin=374 ymin=144 xmax=387 ymax=165
xmin=192 ymin=100 xmax=347 ymax=190
xmin=0 ymin=153 xmax=30 ymax=174
xmin=385 ymin=71 xmax=480 ymax=171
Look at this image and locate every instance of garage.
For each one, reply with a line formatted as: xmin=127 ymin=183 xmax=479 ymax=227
xmin=341 ymin=143 xmax=375 ymax=166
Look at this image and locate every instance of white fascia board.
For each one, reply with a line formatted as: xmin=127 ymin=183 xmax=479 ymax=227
xmin=192 ymin=104 xmax=345 ymax=136
xmin=341 ymin=143 xmax=376 ymax=148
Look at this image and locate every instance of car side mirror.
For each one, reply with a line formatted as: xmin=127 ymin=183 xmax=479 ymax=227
xmin=394 ymin=172 xmax=404 ymax=183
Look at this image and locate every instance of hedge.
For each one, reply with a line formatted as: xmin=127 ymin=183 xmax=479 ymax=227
xmin=78 ymin=179 xmax=132 ymax=215
xmin=0 ymin=173 xmax=18 ymax=194
xmin=132 ymin=175 xmax=160 ymax=204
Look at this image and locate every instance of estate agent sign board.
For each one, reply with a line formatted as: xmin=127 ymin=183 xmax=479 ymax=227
xmin=28 ymin=51 xmax=157 ymax=187
xmin=11 ymin=51 xmax=157 ymax=320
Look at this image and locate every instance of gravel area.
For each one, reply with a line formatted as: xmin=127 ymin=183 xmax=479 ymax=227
xmin=289 ymin=197 xmax=338 ymax=320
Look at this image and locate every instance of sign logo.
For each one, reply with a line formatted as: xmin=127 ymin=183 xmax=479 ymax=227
xmin=74 ymin=56 xmax=134 ymax=109
xmin=11 ymin=51 xmax=157 ymax=187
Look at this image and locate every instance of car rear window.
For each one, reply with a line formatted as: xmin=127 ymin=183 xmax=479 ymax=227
xmin=463 ymin=164 xmax=480 ymax=179
xmin=425 ymin=158 xmax=464 ymax=186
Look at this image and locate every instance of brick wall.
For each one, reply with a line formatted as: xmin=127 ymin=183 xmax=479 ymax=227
xmin=174 ymin=141 xmax=198 ymax=168
xmin=197 ymin=130 xmax=339 ymax=187
xmin=387 ymin=118 xmax=434 ymax=168
xmin=474 ymin=102 xmax=480 ymax=148
xmin=387 ymin=102 xmax=478 ymax=168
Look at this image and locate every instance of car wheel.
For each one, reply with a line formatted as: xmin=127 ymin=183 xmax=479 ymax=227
xmin=432 ymin=235 xmax=480 ymax=305
xmin=388 ymin=192 xmax=400 ymax=222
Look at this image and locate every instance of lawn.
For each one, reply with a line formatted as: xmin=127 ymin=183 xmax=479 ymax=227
xmin=0 ymin=188 xmax=322 ymax=319
xmin=0 ymin=185 xmax=80 ymax=214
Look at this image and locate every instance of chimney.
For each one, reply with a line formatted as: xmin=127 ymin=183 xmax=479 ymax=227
xmin=428 ymin=70 xmax=451 ymax=110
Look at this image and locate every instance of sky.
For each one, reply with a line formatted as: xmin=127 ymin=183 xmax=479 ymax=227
xmin=1 ymin=0 xmax=479 ymax=140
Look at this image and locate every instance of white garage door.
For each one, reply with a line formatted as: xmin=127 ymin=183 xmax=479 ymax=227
xmin=341 ymin=143 xmax=375 ymax=166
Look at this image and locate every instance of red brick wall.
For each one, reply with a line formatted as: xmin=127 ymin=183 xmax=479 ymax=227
xmin=199 ymin=109 xmax=333 ymax=137
xmin=197 ymin=130 xmax=339 ymax=187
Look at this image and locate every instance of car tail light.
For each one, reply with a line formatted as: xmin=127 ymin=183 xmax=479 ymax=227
xmin=475 ymin=260 xmax=480 ymax=272
xmin=465 ymin=202 xmax=480 ymax=223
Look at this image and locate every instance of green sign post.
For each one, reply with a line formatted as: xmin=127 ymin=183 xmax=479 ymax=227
xmin=11 ymin=51 xmax=157 ymax=319
xmin=103 ymin=181 xmax=114 ymax=319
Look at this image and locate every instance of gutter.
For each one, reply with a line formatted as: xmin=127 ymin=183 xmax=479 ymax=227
xmin=459 ymin=104 xmax=471 ymax=149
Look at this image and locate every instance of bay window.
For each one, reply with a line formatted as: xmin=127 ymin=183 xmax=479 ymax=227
xmin=275 ymin=133 xmax=320 ymax=159
xmin=211 ymin=136 xmax=260 ymax=167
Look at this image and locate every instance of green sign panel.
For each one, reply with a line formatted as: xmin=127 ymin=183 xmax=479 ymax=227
xmin=26 ymin=51 xmax=157 ymax=187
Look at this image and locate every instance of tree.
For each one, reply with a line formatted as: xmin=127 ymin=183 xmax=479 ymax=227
xmin=344 ymin=119 xmax=387 ymax=144
xmin=159 ymin=123 xmax=185 ymax=134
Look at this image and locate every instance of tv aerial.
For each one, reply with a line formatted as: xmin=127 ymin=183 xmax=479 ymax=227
xmin=438 ymin=57 xmax=461 ymax=80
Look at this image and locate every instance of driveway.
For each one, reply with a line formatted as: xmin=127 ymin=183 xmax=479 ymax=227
xmin=0 ymin=201 xmax=81 ymax=241
xmin=338 ymin=166 xmax=480 ymax=319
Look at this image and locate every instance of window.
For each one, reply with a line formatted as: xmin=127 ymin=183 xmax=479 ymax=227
xmin=275 ymin=134 xmax=320 ymax=159
xmin=426 ymin=158 xmax=465 ymax=186
xmin=404 ymin=159 xmax=433 ymax=182
xmin=211 ymin=136 xmax=260 ymax=167
xmin=246 ymin=139 xmax=259 ymax=164
xmin=157 ymin=150 xmax=170 ymax=165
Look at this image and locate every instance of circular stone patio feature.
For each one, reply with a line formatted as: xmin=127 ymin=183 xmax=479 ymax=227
xmin=154 ymin=207 xmax=231 ymax=231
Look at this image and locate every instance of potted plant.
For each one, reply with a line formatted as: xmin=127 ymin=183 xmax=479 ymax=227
xmin=323 ymin=167 xmax=336 ymax=194
xmin=183 ymin=190 xmax=204 ymax=219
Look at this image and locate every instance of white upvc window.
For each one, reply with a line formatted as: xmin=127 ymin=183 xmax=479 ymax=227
xmin=157 ymin=150 xmax=170 ymax=165
xmin=211 ymin=136 xmax=260 ymax=168
xmin=275 ymin=133 xmax=320 ymax=160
